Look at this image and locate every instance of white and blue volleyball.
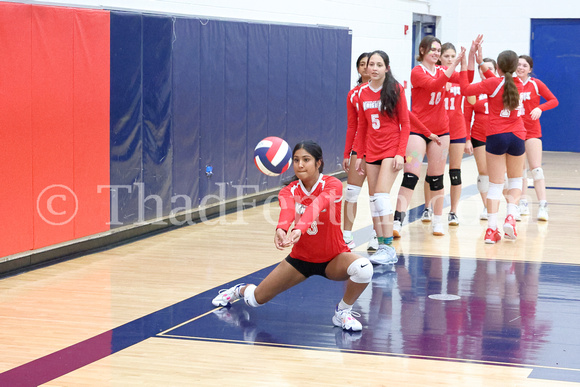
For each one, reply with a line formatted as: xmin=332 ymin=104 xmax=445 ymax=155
xmin=253 ymin=136 xmax=292 ymax=176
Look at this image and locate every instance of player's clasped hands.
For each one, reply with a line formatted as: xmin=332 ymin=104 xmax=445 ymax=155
xmin=275 ymin=228 xmax=302 ymax=250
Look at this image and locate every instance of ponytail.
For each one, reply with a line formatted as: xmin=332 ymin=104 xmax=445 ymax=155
xmin=497 ymin=50 xmax=520 ymax=111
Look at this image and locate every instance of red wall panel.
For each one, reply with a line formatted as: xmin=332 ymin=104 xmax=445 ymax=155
xmin=73 ymin=10 xmax=111 ymax=238
xmin=0 ymin=3 xmax=34 ymax=257
xmin=31 ymin=6 xmax=76 ymax=249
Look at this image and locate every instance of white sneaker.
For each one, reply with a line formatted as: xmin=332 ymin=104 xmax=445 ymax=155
xmin=421 ymin=208 xmax=433 ymax=223
xmin=332 ymin=307 xmax=362 ymax=332
xmin=537 ymin=204 xmax=549 ymax=221
xmin=519 ymin=200 xmax=530 ymax=216
xmin=368 ymin=245 xmax=398 ymax=265
xmin=432 ymin=222 xmax=445 ymax=236
xmin=448 ymin=212 xmax=459 ymax=226
xmin=344 ymin=236 xmax=356 ymax=250
xmin=212 ymin=283 xmax=245 ymax=307
xmin=367 ymin=232 xmax=379 ymax=252
xmin=480 ymin=207 xmax=488 ymax=220
xmin=393 ymin=220 xmax=402 ymax=238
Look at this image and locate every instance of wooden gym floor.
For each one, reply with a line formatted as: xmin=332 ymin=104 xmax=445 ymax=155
xmin=0 ymin=151 xmax=579 ymax=386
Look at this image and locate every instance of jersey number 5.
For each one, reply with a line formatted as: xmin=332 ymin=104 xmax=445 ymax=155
xmin=371 ymin=114 xmax=380 ymax=130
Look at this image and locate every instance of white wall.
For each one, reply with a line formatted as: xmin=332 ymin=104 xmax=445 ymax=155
xmin=5 ymin=0 xmax=579 ymax=88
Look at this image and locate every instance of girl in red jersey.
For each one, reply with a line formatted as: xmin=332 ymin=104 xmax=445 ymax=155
xmin=343 ymin=52 xmax=380 ymax=252
xmin=460 ymin=48 xmax=526 ymax=244
xmin=352 ymin=50 xmax=410 ymax=265
xmin=212 ymin=141 xmax=372 ymax=332
xmin=515 ymin=55 xmax=559 ymax=221
xmin=464 ymin=56 xmax=498 ymax=220
xmin=393 ymin=36 xmax=468 ymax=237
xmin=421 ymin=42 xmax=472 ymax=226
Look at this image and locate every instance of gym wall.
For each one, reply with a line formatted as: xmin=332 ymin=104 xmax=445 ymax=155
xmin=0 ymin=2 xmax=351 ymax=260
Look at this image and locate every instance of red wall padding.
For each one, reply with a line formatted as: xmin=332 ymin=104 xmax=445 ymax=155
xmin=73 ymin=10 xmax=111 ymax=239
xmin=0 ymin=3 xmax=34 ymax=257
xmin=31 ymin=6 xmax=76 ymax=249
xmin=0 ymin=4 xmax=110 ymax=257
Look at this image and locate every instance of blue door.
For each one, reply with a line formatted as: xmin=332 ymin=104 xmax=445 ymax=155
xmin=530 ymin=19 xmax=580 ymax=152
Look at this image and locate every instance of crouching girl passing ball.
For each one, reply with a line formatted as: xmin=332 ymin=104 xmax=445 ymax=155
xmin=212 ymin=140 xmax=372 ymax=332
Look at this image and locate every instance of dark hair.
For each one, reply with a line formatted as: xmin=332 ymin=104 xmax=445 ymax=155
xmin=497 ymin=50 xmax=520 ymax=111
xmin=436 ymin=42 xmax=456 ymax=65
xmin=356 ymin=52 xmax=370 ymax=85
xmin=368 ymin=50 xmax=401 ymax=118
xmin=283 ymin=140 xmax=324 ymax=185
xmin=482 ymin=57 xmax=497 ymax=72
xmin=416 ymin=36 xmax=442 ymax=62
xmin=519 ymin=54 xmax=533 ymax=70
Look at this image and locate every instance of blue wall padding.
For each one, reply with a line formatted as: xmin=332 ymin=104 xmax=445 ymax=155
xmin=198 ymin=21 xmax=226 ymax=203
xmin=246 ymin=23 xmax=270 ymax=192
xmin=171 ymin=18 xmax=200 ymax=211
xmin=110 ymin=11 xmax=352 ymax=226
xmin=287 ymin=27 xmax=308 ymax=149
xmin=266 ymin=25 xmax=290 ymax=191
xmin=223 ymin=22 xmax=249 ymax=199
xmin=109 ymin=12 xmax=143 ymax=227
xmin=142 ymin=15 xmax=173 ymax=220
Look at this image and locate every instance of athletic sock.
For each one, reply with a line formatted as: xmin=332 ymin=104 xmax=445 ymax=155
xmin=337 ymin=299 xmax=352 ymax=311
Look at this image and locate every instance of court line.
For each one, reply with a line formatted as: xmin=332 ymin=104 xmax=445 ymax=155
xmin=156 ymin=334 xmax=580 ymax=375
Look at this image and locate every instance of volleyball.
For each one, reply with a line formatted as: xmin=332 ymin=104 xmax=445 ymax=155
xmin=253 ymin=136 xmax=292 ymax=176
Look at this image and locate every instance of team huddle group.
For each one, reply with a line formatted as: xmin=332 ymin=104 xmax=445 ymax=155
xmin=211 ymin=34 xmax=558 ymax=333
xmin=342 ymin=34 xmax=558 ymax=263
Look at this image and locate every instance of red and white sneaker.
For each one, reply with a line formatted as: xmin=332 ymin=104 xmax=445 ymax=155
xmin=484 ymin=228 xmax=502 ymax=244
xmin=503 ymin=215 xmax=517 ymax=240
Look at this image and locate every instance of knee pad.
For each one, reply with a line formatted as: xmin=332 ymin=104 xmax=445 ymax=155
xmin=374 ymin=193 xmax=393 ymax=216
xmin=401 ymin=172 xmax=419 ymax=190
xmin=344 ymin=184 xmax=362 ymax=203
xmin=477 ymin=175 xmax=489 ymax=193
xmin=503 ymin=173 xmax=509 ymax=191
xmin=507 ymin=177 xmax=522 ymax=191
xmin=347 ymin=257 xmax=373 ymax=284
xmin=487 ymin=182 xmax=504 ymax=201
xmin=427 ymin=174 xmax=444 ymax=191
xmin=243 ymin=284 xmax=262 ymax=308
xmin=369 ymin=196 xmax=379 ymax=217
xmin=449 ymin=169 xmax=462 ymax=186
xmin=531 ymin=167 xmax=544 ymax=181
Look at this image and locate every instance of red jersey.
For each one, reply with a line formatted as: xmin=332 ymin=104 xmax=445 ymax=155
xmin=463 ymin=94 xmax=489 ymax=142
xmin=410 ymin=64 xmax=462 ymax=135
xmin=519 ymin=77 xmax=558 ymax=139
xmin=277 ymin=175 xmax=349 ymax=263
xmin=344 ymin=84 xmax=364 ymax=158
xmin=460 ymin=72 xmax=526 ymax=140
xmin=353 ymin=83 xmax=410 ymax=162
xmin=445 ymin=83 xmax=467 ymax=140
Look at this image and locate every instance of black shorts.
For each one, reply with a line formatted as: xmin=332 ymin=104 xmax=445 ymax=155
xmin=450 ymin=137 xmax=466 ymax=144
xmin=471 ymin=138 xmax=486 ymax=148
xmin=366 ymin=158 xmax=385 ymax=166
xmin=286 ymin=256 xmax=330 ymax=278
xmin=410 ymin=131 xmax=449 ymax=145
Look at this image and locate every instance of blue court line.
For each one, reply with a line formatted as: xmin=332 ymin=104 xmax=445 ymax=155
xmin=545 ymin=186 xmax=580 ymax=191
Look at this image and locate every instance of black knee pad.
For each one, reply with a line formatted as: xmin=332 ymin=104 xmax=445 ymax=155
xmin=449 ymin=169 xmax=462 ymax=186
xmin=401 ymin=173 xmax=419 ymax=190
xmin=427 ymin=174 xmax=444 ymax=191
